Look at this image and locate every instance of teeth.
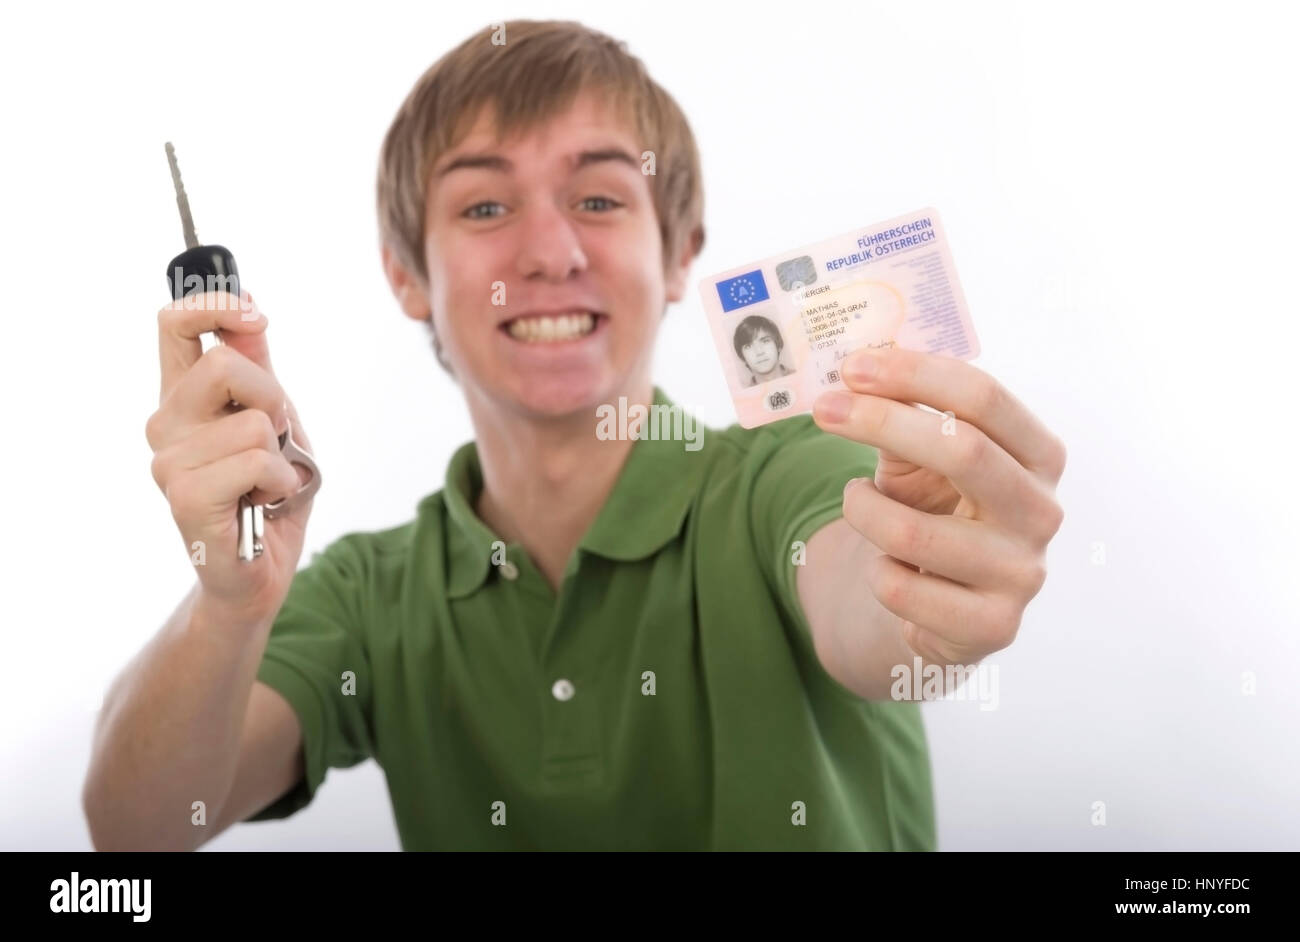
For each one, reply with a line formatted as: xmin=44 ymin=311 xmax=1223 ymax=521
xmin=506 ymin=311 xmax=597 ymax=342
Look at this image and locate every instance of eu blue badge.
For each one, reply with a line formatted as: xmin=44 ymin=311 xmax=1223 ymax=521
xmin=716 ymin=269 xmax=770 ymax=313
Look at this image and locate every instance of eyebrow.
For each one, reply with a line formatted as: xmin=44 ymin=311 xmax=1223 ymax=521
xmin=434 ymin=147 xmax=641 ymax=179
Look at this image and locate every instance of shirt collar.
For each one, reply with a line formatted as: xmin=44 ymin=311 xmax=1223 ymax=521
xmin=437 ymin=385 xmax=711 ymax=599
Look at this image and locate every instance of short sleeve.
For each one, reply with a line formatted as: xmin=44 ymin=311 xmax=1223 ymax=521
xmin=244 ymin=533 xmax=375 ymax=821
xmin=744 ymin=415 xmax=879 ymax=640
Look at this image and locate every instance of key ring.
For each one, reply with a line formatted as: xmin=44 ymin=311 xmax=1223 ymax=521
xmin=236 ymin=417 xmax=321 ymax=562
xmin=264 ymin=418 xmax=321 ymax=519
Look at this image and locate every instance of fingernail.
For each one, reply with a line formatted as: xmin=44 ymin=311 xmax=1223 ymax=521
xmin=815 ymin=390 xmax=853 ymax=424
xmin=843 ymin=476 xmax=865 ymax=498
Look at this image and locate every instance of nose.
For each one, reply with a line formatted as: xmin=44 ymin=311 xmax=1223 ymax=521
xmin=514 ymin=199 xmax=588 ymax=282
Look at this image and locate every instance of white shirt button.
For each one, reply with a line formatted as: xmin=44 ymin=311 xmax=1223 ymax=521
xmin=551 ymin=679 xmax=575 ymax=701
xmin=498 ymin=560 xmax=519 ymax=580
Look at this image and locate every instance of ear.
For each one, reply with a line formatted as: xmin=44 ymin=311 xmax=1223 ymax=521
xmin=663 ymin=225 xmax=705 ymax=304
xmin=381 ymin=242 xmax=433 ymax=323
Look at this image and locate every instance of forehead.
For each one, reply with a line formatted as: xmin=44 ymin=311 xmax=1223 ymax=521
xmin=434 ymin=91 xmax=641 ymax=174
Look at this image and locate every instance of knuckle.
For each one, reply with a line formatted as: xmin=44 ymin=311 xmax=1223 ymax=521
xmin=973 ymin=376 xmax=1005 ymax=417
xmin=144 ymin=410 xmax=161 ymax=450
xmin=1014 ymin=557 xmax=1049 ymax=598
xmin=892 ymin=515 xmax=929 ymax=560
xmin=205 ymin=341 xmax=234 ymax=367
xmin=255 ymin=447 xmax=279 ymax=476
xmin=842 ymin=480 xmax=877 ymax=528
xmin=149 ymin=449 xmax=170 ymax=490
xmin=164 ymin=475 xmax=194 ymax=518
xmin=204 ymin=343 xmax=239 ymax=382
xmin=1036 ymin=500 xmax=1065 ymax=542
xmin=978 ymin=601 xmax=1021 ymax=650
xmin=1050 ymin=435 xmax=1069 ymax=479
xmin=242 ymin=408 xmax=278 ymax=447
xmin=869 ymin=557 xmax=908 ymax=613
xmin=954 ymin=427 xmax=986 ymax=471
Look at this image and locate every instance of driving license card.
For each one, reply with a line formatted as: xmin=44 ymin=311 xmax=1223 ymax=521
xmin=698 ymin=207 xmax=979 ymax=429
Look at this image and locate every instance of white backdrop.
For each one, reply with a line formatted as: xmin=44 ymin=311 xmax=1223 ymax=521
xmin=3 ymin=0 xmax=1296 ymax=850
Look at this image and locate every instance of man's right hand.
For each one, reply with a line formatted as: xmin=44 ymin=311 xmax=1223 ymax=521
xmin=146 ymin=290 xmax=316 ymax=618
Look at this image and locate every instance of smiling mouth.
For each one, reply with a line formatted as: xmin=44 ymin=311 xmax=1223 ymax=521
xmin=500 ymin=311 xmax=605 ymax=343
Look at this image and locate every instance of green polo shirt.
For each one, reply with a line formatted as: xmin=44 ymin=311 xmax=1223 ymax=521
xmin=246 ymin=386 xmax=935 ymax=850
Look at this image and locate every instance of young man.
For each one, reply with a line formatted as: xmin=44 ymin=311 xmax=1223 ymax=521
xmin=733 ymin=314 xmax=796 ymax=386
xmin=93 ymin=20 xmax=1065 ymax=852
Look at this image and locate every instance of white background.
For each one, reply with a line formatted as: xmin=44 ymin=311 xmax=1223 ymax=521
xmin=2 ymin=0 xmax=1297 ymax=850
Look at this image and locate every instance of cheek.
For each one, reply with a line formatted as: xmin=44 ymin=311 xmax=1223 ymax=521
xmin=427 ymin=242 xmax=492 ymax=333
xmin=591 ymin=239 xmax=664 ymax=318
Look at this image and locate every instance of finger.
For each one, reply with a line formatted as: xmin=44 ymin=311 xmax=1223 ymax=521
xmin=167 ymin=447 xmax=301 ymax=522
xmin=815 ymin=389 xmax=1053 ymax=531
xmin=902 ymin=622 xmax=967 ymax=668
xmin=151 ymin=408 xmax=283 ymax=491
xmin=839 ymin=346 xmax=1067 ymax=484
xmin=843 ymin=477 xmax=1044 ymax=594
xmin=218 ymin=311 xmax=277 ymax=378
xmin=280 ymin=394 xmax=313 ymax=456
xmin=157 ymin=290 xmax=267 ymax=401
xmin=166 ymin=344 xmax=288 ymax=441
xmin=865 ymin=552 xmax=1014 ymax=656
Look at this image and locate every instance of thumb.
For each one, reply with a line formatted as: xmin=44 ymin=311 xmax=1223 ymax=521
xmin=218 ymin=294 xmax=276 ymax=377
xmin=220 ymin=325 xmax=275 ymax=376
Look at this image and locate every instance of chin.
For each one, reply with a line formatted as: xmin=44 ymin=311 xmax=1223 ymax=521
xmin=498 ymin=369 xmax=621 ymax=422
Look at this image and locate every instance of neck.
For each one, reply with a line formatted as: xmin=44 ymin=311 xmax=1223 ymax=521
xmin=467 ymin=376 xmax=654 ymax=591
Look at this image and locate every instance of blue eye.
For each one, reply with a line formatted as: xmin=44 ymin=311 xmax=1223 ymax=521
xmin=463 ymin=202 xmax=505 ymax=219
xmin=579 ymin=196 xmax=621 ymax=211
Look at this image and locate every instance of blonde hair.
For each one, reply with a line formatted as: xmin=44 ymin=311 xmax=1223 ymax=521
xmin=376 ymin=19 xmax=706 ymax=372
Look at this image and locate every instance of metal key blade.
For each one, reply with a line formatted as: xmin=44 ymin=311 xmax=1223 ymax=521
xmin=238 ymin=497 xmax=256 ymax=562
xmin=164 ymin=142 xmax=199 ymax=249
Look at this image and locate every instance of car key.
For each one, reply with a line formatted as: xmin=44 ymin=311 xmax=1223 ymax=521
xmin=163 ymin=142 xmax=321 ymax=562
